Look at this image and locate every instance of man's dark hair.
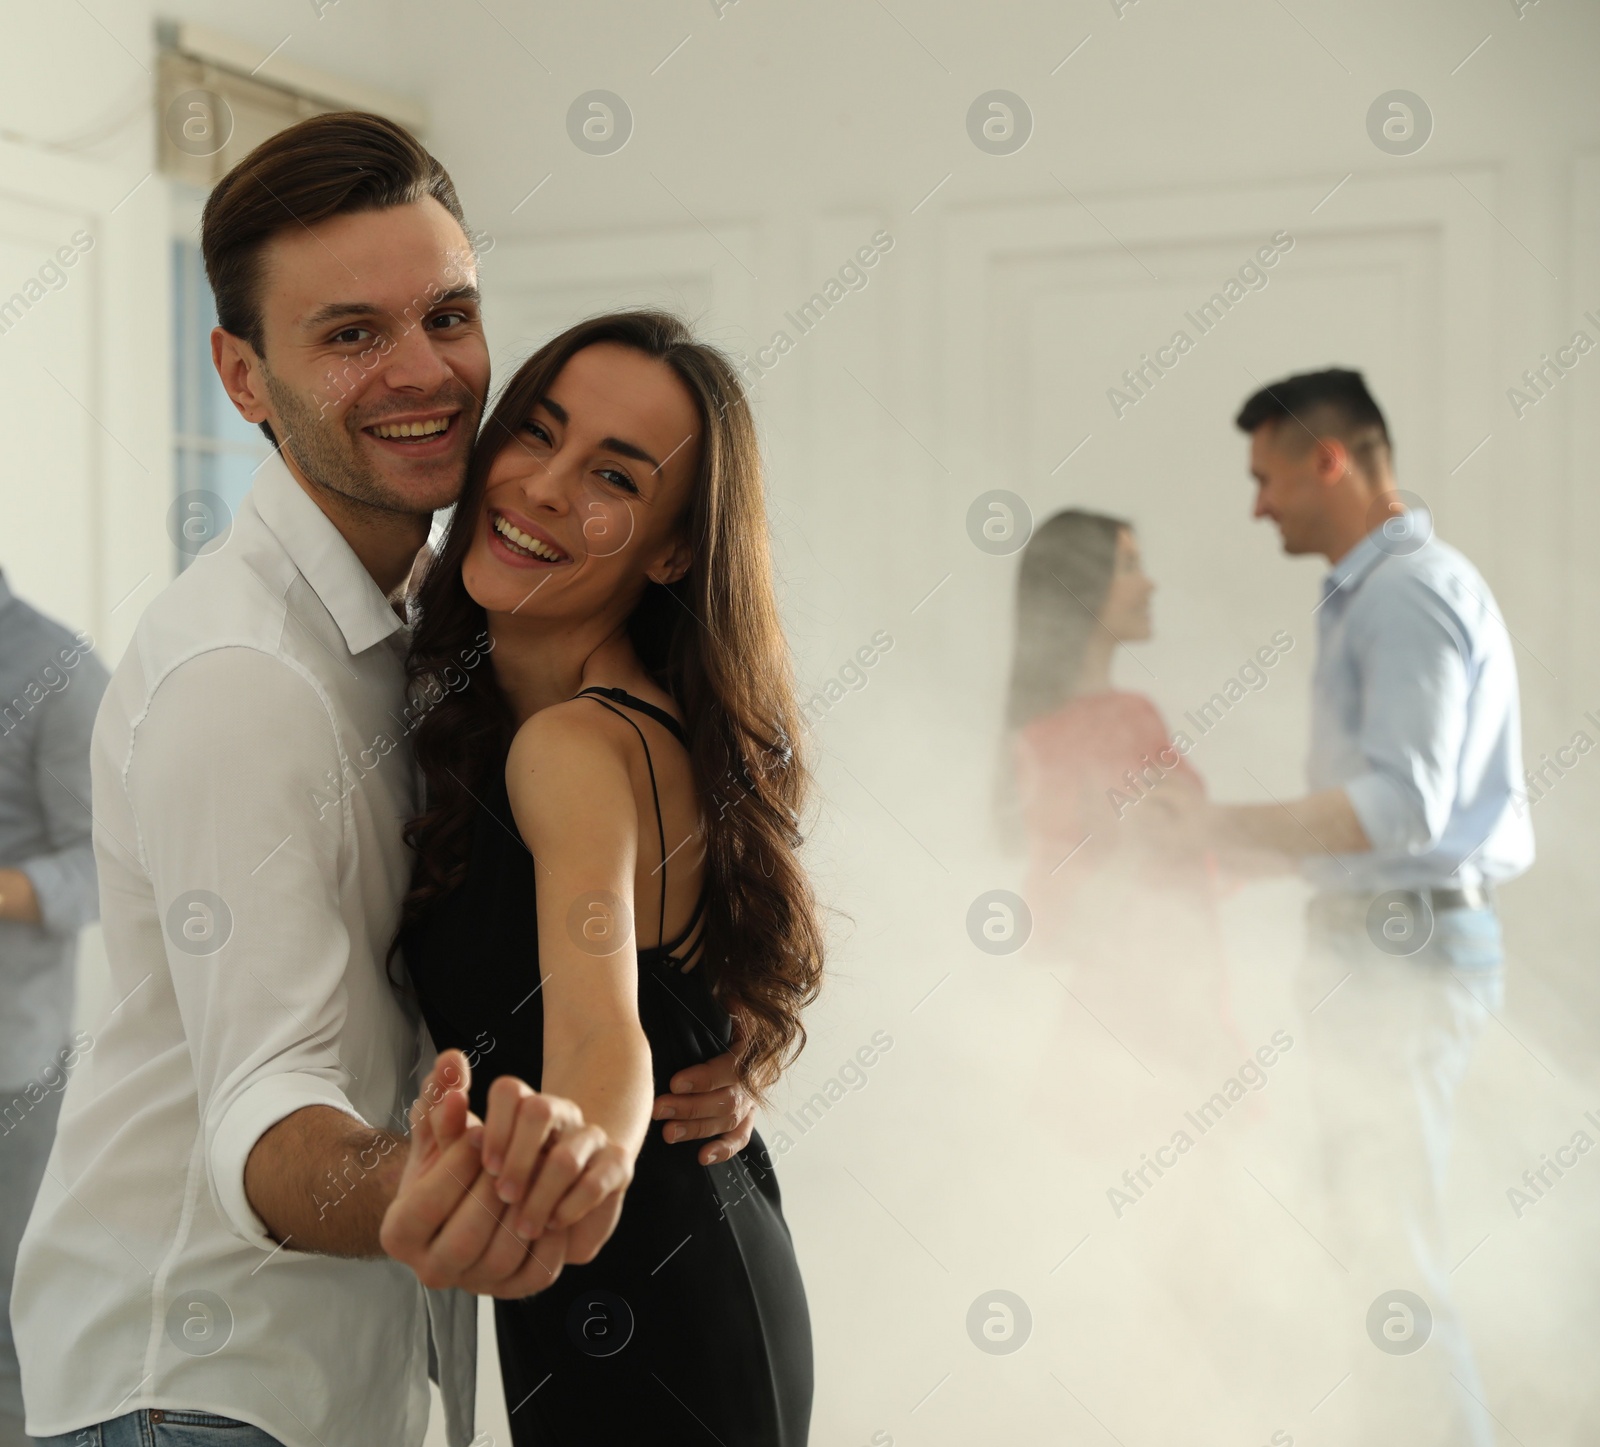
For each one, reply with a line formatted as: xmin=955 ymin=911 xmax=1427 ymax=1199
xmin=200 ymin=110 xmax=466 ymax=361
xmin=1234 ymin=367 xmax=1392 ymax=477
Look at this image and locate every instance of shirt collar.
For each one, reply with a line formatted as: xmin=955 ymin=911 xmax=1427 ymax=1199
xmin=249 ymin=451 xmax=408 ymax=657
xmin=1319 ymin=522 xmax=1392 ymax=610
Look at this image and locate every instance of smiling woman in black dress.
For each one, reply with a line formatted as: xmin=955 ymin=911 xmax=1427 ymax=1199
xmin=398 ymin=311 xmax=823 ymax=1446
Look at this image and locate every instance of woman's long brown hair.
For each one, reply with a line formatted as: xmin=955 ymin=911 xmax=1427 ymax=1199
xmin=1004 ymin=508 xmax=1129 ymax=730
xmin=399 ymin=310 xmax=823 ymax=1098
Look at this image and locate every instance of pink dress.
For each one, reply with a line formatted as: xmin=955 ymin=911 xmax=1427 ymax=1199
xmin=1014 ymin=690 xmax=1244 ymax=1092
xmin=1014 ymin=694 xmax=1283 ymax=1390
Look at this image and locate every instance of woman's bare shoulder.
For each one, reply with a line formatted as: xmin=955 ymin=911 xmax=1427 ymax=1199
xmin=506 ymin=699 xmax=634 ymax=793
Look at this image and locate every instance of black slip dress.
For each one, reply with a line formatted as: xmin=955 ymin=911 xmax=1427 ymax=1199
xmin=402 ymin=685 xmax=813 ymax=1446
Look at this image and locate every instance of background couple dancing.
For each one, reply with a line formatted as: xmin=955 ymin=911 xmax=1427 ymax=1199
xmin=12 ymin=112 xmax=817 ymax=1446
xmin=1000 ymin=381 xmax=1530 ymax=1447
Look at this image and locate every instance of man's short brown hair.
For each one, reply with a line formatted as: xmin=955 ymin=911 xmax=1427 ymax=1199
xmin=200 ymin=110 xmax=467 ymax=358
xmin=1234 ymin=367 xmax=1392 ymax=479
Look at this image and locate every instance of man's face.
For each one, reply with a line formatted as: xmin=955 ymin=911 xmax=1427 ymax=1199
xmin=1248 ymin=421 xmax=1323 ymax=556
xmin=243 ymin=198 xmax=490 ymax=518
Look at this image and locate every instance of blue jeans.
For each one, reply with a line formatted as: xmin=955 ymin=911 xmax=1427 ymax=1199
xmin=35 ymin=1412 xmax=286 ymax=1447
xmin=1297 ymin=902 xmax=1505 ymax=1447
xmin=1425 ymin=900 xmax=1507 ymax=1001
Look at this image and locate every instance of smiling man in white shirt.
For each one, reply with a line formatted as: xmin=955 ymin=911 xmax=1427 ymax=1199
xmin=13 ymin=112 xmax=754 ymax=1447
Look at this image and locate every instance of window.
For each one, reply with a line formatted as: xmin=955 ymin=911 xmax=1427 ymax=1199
xmin=170 ymin=234 xmax=270 ymax=570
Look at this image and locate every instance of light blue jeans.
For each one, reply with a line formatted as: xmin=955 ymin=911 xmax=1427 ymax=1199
xmin=1297 ymin=902 xmax=1504 ymax=1447
xmin=34 ymin=1412 xmax=286 ymax=1447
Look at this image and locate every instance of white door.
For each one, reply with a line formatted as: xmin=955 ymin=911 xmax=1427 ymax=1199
xmin=0 ymin=138 xmax=171 ymax=662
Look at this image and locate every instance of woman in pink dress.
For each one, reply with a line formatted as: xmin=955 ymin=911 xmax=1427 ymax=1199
xmin=1002 ymin=509 xmax=1245 ymax=1099
xmin=1000 ymin=509 xmax=1299 ymax=1447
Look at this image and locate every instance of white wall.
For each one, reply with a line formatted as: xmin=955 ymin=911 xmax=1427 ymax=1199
xmin=7 ymin=1 xmax=1600 ymax=1442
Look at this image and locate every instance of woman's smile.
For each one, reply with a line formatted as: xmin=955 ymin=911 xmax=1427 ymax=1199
xmin=486 ymin=507 xmax=573 ymax=567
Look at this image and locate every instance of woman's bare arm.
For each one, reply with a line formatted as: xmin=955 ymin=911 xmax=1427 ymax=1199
xmin=488 ymin=704 xmax=655 ymax=1260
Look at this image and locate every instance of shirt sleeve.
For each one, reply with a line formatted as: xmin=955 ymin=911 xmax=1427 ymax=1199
xmin=1341 ymin=575 xmax=1472 ymax=856
xmin=17 ymin=644 xmax=109 ymax=936
xmin=125 ymin=646 xmax=369 ymax=1249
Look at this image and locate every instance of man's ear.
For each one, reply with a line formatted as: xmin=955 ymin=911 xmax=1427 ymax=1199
xmin=211 ymin=326 xmax=271 ymax=427
xmin=646 ymin=535 xmax=694 ymax=588
xmin=1312 ymin=436 xmax=1352 ymax=487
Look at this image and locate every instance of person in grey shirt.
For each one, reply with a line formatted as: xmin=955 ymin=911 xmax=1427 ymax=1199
xmin=0 ymin=568 xmax=107 ymax=1447
xmin=1188 ymin=369 xmax=1530 ymax=1447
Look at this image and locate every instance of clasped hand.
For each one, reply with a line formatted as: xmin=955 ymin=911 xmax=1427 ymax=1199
xmin=380 ymin=1046 xmax=754 ymax=1297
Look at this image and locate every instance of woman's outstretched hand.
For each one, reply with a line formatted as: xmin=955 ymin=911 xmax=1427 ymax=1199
xmin=652 ymin=1048 xmax=755 ymax=1165
xmin=479 ymin=1074 xmax=635 ymax=1266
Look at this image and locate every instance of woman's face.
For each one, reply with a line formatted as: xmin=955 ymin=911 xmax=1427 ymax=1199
xmin=461 ymin=342 xmax=702 ymax=625
xmin=1098 ymin=527 xmax=1154 ymax=641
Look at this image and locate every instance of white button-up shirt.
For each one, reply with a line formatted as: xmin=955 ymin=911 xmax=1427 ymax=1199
xmin=13 ymin=455 xmax=472 ymax=1446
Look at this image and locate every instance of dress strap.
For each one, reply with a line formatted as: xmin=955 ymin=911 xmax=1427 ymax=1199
xmin=576 ymin=686 xmax=689 ymax=748
xmin=576 ymin=686 xmax=693 ymax=956
xmin=658 ymin=887 xmax=707 ymax=960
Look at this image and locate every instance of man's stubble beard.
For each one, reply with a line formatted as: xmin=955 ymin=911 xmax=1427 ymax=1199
xmin=262 ymin=364 xmax=475 ymax=519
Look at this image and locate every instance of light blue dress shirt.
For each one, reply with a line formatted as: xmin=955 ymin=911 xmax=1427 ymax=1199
xmin=1305 ymin=519 xmax=1535 ymax=895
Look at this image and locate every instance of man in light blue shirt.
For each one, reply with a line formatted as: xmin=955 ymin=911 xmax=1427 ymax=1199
xmin=1302 ymin=512 xmax=1534 ymax=905
xmin=1203 ymin=371 xmax=1533 ymax=925
xmin=1200 ymin=368 xmax=1528 ymax=1447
